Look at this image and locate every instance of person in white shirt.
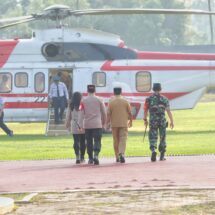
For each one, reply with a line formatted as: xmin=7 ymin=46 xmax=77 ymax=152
xmin=49 ymin=75 xmax=69 ymax=124
xmin=0 ymin=97 xmax=13 ymax=136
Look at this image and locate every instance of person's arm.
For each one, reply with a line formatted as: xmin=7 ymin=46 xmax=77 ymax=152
xmin=65 ymin=107 xmax=72 ymax=130
xmin=166 ymin=109 xmax=174 ymax=129
xmin=106 ymin=103 xmax=111 ymax=129
xmin=63 ymin=83 xmax=69 ymax=100
xmin=48 ymin=83 xmax=53 ymax=99
xmin=78 ymin=102 xmax=84 ymax=131
xmin=165 ymin=98 xmax=174 ymax=129
xmin=143 ymin=99 xmax=149 ymax=127
xmin=127 ymin=103 xmax=133 ymax=128
xmin=0 ymin=102 xmax=4 ymax=117
xmin=100 ymin=100 xmax=107 ymax=127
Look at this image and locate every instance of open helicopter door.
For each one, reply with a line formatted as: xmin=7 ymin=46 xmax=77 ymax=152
xmin=48 ymin=69 xmax=73 ymax=97
xmin=46 ymin=68 xmax=73 ymax=136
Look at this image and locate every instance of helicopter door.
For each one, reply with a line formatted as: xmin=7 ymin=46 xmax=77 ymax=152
xmin=48 ymin=69 xmax=73 ymax=98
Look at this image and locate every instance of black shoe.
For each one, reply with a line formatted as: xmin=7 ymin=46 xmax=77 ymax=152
xmin=76 ymin=159 xmax=81 ymax=164
xmin=8 ymin=130 xmax=13 ymax=137
xmin=93 ymin=157 xmax=99 ymax=165
xmin=160 ymin=152 xmax=166 ymax=161
xmin=119 ymin=154 xmax=125 ymax=163
xmin=88 ymin=159 xmax=94 ymax=164
xmin=116 ymin=158 xmax=120 ymax=163
xmin=151 ymin=151 xmax=157 ymax=162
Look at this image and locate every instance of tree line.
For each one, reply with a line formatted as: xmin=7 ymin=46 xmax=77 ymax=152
xmin=0 ymin=0 xmax=214 ymax=48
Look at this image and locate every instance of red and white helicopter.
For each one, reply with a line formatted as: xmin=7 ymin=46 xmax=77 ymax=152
xmin=0 ymin=4 xmax=215 ymax=122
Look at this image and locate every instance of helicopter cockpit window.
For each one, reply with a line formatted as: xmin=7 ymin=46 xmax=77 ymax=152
xmin=92 ymin=72 xmax=106 ymax=87
xmin=15 ymin=72 xmax=28 ymax=88
xmin=35 ymin=72 xmax=45 ymax=93
xmin=0 ymin=73 xmax=12 ymax=93
xmin=136 ymin=71 xmax=151 ymax=92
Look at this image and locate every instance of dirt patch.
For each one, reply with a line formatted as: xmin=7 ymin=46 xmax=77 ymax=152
xmin=9 ymin=189 xmax=215 ymax=215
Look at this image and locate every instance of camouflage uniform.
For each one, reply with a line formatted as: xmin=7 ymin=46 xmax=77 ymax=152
xmin=145 ymin=94 xmax=169 ymax=153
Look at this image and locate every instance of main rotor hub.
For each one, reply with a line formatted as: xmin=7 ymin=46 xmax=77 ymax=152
xmin=43 ymin=5 xmax=71 ymax=20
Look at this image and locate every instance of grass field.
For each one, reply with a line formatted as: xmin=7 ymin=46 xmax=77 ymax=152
xmin=0 ymin=102 xmax=215 ymax=161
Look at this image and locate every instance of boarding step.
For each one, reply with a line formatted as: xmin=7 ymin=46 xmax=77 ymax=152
xmin=45 ymin=107 xmax=70 ymax=136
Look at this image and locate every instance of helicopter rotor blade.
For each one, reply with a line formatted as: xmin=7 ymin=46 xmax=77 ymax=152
xmin=70 ymin=8 xmax=215 ymax=16
xmin=0 ymin=16 xmax=34 ymax=24
xmin=1 ymin=6 xmax=215 ymax=30
xmin=0 ymin=17 xmax=35 ymax=30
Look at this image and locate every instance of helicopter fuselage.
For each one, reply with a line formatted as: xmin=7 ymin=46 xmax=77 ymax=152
xmin=0 ymin=27 xmax=215 ymax=121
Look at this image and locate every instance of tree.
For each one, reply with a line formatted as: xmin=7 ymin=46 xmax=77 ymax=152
xmin=0 ymin=0 xmax=211 ymax=47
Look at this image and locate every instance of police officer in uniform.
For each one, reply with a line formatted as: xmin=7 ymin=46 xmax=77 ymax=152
xmin=143 ymin=83 xmax=174 ymax=162
xmin=79 ymin=85 xmax=106 ymax=165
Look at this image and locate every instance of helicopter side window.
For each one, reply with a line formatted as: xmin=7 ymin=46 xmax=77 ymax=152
xmin=92 ymin=72 xmax=106 ymax=87
xmin=15 ymin=72 xmax=28 ymax=88
xmin=35 ymin=72 xmax=45 ymax=93
xmin=0 ymin=73 xmax=12 ymax=93
xmin=136 ymin=71 xmax=151 ymax=92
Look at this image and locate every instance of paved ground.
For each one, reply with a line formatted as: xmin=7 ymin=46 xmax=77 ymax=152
xmin=0 ymin=155 xmax=215 ymax=193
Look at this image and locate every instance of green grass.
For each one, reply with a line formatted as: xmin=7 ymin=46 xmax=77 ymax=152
xmin=0 ymin=102 xmax=215 ymax=160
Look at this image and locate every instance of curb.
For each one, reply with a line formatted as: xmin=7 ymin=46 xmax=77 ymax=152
xmin=0 ymin=197 xmax=14 ymax=215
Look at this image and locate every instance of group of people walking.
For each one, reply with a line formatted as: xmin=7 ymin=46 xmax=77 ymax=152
xmin=0 ymin=73 xmax=174 ymax=165
xmin=65 ymin=84 xmax=132 ymax=165
xmin=65 ymin=82 xmax=174 ymax=165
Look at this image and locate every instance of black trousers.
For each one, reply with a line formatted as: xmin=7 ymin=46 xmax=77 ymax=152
xmin=0 ymin=111 xmax=11 ymax=135
xmin=73 ymin=134 xmax=86 ymax=159
xmin=52 ymin=97 xmax=65 ymax=123
xmin=85 ymin=128 xmax=102 ymax=159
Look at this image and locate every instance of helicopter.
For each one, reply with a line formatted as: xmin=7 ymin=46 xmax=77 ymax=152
xmin=0 ymin=4 xmax=215 ymax=122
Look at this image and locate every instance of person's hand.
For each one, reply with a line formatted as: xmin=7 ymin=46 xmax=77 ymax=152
xmin=78 ymin=128 xmax=84 ymax=133
xmin=170 ymin=121 xmax=174 ymax=129
xmin=49 ymin=99 xmax=53 ymax=108
xmin=105 ymin=123 xmax=110 ymax=130
xmin=144 ymin=119 xmax=148 ymax=127
xmin=65 ymin=121 xmax=71 ymax=130
xmin=128 ymin=120 xmax=132 ymax=128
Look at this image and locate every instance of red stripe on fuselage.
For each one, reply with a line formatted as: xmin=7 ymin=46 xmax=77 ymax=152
xmin=3 ymin=92 xmax=188 ymax=109
xmin=137 ymin=51 xmax=215 ymax=61
xmin=0 ymin=93 xmax=48 ymax=97
xmin=5 ymin=102 xmax=48 ymax=109
xmin=0 ymin=40 xmax=19 ymax=68
xmin=101 ymin=61 xmax=215 ymax=71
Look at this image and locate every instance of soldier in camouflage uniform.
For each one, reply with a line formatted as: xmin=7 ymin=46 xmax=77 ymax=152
xmin=143 ymin=83 xmax=174 ymax=162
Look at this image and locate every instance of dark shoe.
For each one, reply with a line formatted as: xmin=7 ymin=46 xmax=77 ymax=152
xmin=151 ymin=151 xmax=157 ymax=162
xmin=116 ymin=158 xmax=120 ymax=163
xmin=8 ymin=130 xmax=13 ymax=137
xmin=76 ymin=159 xmax=81 ymax=164
xmin=93 ymin=157 xmax=99 ymax=165
xmin=160 ymin=152 xmax=166 ymax=161
xmin=119 ymin=154 xmax=125 ymax=163
xmin=88 ymin=159 xmax=94 ymax=164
